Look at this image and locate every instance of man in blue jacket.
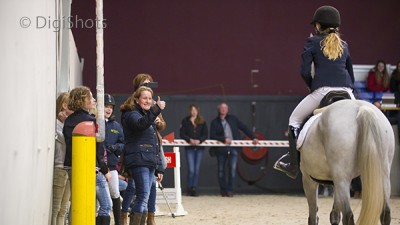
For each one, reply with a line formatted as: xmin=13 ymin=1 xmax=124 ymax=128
xmin=210 ymin=102 xmax=258 ymax=197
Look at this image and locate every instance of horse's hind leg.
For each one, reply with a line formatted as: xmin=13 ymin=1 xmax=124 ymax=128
xmin=329 ymin=204 xmax=340 ymax=225
xmin=381 ymin=173 xmax=392 ymax=225
xmin=333 ymin=182 xmax=355 ymax=225
xmin=380 ymin=201 xmax=391 ymax=225
xmin=303 ymin=175 xmax=319 ymax=225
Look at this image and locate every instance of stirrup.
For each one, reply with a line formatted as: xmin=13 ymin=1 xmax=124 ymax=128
xmin=273 ymin=161 xmax=286 ymax=173
xmin=274 ymin=162 xmax=299 ymax=179
xmin=273 ymin=153 xmax=299 ymax=179
xmin=273 ymin=153 xmax=290 ymax=172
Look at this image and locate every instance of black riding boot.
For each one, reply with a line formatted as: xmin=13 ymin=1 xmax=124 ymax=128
xmin=112 ymin=197 xmax=121 ymax=225
xmin=96 ymin=216 xmax=111 ymax=225
xmin=273 ymin=126 xmax=300 ymax=179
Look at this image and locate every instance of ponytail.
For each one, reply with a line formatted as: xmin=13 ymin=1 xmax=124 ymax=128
xmin=320 ymin=28 xmax=344 ymax=61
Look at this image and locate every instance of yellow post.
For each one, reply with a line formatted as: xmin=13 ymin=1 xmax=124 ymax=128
xmin=72 ymin=121 xmax=96 ymax=225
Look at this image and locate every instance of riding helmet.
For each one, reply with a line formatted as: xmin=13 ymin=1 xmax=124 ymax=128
xmin=104 ymin=93 xmax=115 ymax=106
xmin=311 ymin=5 xmax=341 ymax=28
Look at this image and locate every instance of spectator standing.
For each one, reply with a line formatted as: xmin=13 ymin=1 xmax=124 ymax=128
xmin=210 ymin=102 xmax=258 ymax=197
xmin=52 ymin=92 xmax=73 ymax=225
xmin=120 ymin=86 xmax=165 ymax=225
xmin=180 ymin=104 xmax=208 ymax=196
xmin=103 ymin=94 xmax=124 ymax=225
xmin=63 ymin=86 xmax=111 ymax=225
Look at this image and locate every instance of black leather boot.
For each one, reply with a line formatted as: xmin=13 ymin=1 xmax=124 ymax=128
xmin=273 ymin=126 xmax=300 ymax=179
xmin=96 ymin=216 xmax=111 ymax=225
xmin=112 ymin=198 xmax=121 ymax=225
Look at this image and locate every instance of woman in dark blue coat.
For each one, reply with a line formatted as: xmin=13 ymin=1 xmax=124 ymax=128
xmin=120 ymin=86 xmax=165 ymax=224
xmin=274 ymin=6 xmax=355 ymax=179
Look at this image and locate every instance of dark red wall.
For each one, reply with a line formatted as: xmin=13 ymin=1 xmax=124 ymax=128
xmin=71 ymin=1 xmax=400 ymax=95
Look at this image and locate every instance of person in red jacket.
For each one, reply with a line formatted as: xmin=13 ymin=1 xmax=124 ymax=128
xmin=367 ymin=60 xmax=390 ymax=103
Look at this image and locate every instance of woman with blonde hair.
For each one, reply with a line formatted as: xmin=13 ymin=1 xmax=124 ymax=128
xmin=274 ymin=5 xmax=355 ymax=179
xmin=52 ymin=92 xmax=73 ymax=225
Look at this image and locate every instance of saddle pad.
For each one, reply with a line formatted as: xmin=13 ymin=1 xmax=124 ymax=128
xmin=297 ymin=113 xmax=322 ymax=150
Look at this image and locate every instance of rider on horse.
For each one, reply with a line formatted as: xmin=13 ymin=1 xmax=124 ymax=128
xmin=274 ymin=5 xmax=356 ymax=179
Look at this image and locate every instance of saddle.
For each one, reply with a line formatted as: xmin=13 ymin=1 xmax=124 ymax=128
xmin=313 ymin=91 xmax=351 ymax=115
xmin=318 ymin=91 xmax=351 ymax=108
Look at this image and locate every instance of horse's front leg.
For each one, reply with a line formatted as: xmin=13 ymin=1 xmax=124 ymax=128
xmin=303 ymin=174 xmax=319 ymax=225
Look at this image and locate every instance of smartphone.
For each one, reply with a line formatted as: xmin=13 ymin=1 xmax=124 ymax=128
xmin=142 ymin=82 xmax=159 ymax=88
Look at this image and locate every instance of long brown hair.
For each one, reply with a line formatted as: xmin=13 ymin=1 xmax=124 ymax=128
xmin=120 ymin=86 xmax=153 ymax=112
xmin=188 ymin=104 xmax=204 ymax=125
xmin=133 ymin=73 xmax=154 ymax=90
xmin=373 ymin=60 xmax=390 ymax=88
xmin=392 ymin=61 xmax=400 ymax=81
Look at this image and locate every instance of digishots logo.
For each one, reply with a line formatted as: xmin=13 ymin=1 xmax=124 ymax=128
xmin=19 ymin=15 xmax=107 ymax=32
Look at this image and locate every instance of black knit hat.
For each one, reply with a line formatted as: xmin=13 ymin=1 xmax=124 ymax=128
xmin=311 ymin=5 xmax=341 ymax=28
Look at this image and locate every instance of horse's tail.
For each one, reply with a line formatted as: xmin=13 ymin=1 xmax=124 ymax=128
xmin=356 ymin=106 xmax=385 ymax=225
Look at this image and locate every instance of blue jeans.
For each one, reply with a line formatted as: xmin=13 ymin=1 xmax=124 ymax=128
xmin=185 ymin=147 xmax=204 ymax=188
xmin=216 ymin=147 xmax=238 ymax=193
xmin=130 ymin=167 xmax=155 ymax=213
xmin=119 ymin=179 xmax=128 ymax=192
xmin=96 ymin=173 xmax=112 ymax=216
xmin=121 ymin=178 xmax=135 ymax=212
xmin=148 ymin=175 xmax=156 ymax=212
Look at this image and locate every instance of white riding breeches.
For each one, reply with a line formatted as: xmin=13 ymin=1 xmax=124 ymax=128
xmin=289 ymin=87 xmax=355 ymax=128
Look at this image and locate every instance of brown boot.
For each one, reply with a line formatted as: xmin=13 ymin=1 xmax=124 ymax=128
xmin=121 ymin=212 xmax=129 ymax=225
xmin=129 ymin=212 xmax=142 ymax=225
xmin=140 ymin=212 xmax=148 ymax=225
xmin=147 ymin=212 xmax=156 ymax=225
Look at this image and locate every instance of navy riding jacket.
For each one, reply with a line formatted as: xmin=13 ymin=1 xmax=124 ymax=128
xmin=301 ymin=34 xmax=355 ymax=92
xmin=104 ymin=117 xmax=124 ymax=170
xmin=63 ymin=109 xmax=108 ymax=175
